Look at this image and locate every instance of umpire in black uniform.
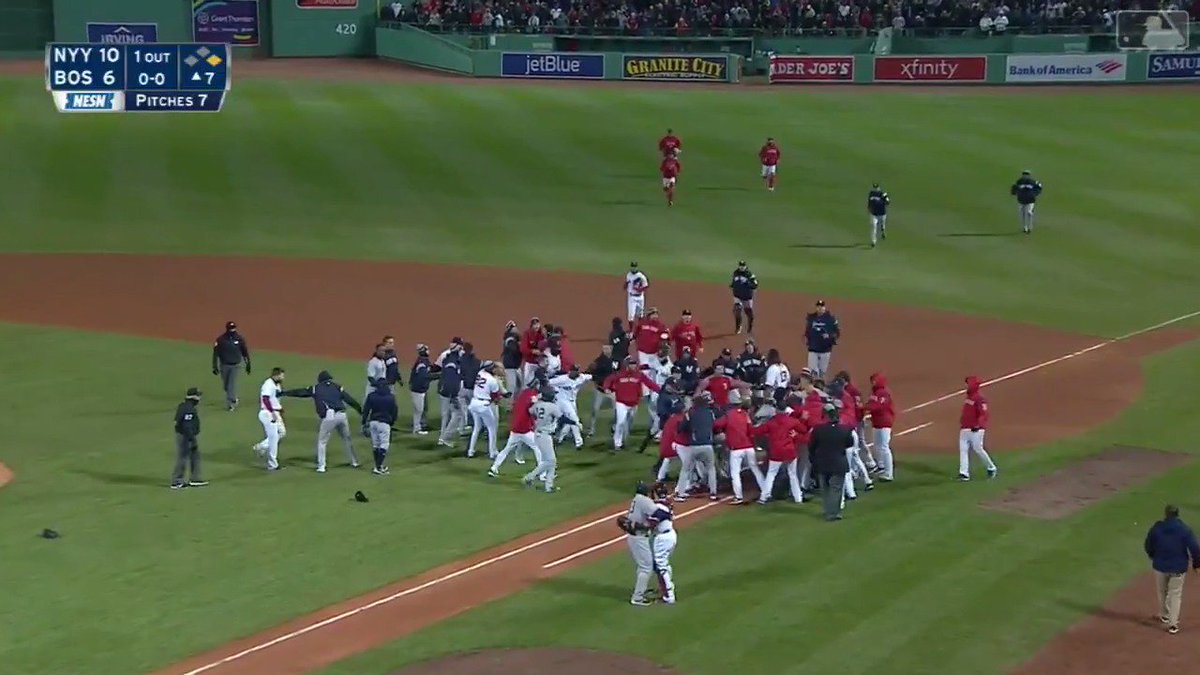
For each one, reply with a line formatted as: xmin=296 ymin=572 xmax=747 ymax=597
xmin=608 ymin=317 xmax=631 ymax=362
xmin=212 ymin=321 xmax=251 ymax=411
xmin=809 ymin=403 xmax=853 ymax=521
xmin=171 ymin=387 xmax=206 ymax=489
xmin=730 ymin=261 xmax=759 ymax=335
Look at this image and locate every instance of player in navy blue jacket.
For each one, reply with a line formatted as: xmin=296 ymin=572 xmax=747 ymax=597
xmin=362 ymin=383 xmax=399 ymax=475
xmin=805 ymin=300 xmax=840 ymax=380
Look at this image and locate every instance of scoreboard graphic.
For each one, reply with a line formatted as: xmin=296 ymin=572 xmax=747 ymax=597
xmin=45 ymin=43 xmax=232 ymax=113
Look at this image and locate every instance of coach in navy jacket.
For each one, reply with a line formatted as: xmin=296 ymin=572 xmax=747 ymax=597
xmin=1144 ymin=504 xmax=1200 ymax=632
xmin=804 ymin=300 xmax=840 ymax=380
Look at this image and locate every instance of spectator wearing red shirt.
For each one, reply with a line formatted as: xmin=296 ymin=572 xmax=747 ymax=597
xmin=669 ymin=309 xmax=703 ymax=362
xmin=715 ymin=400 xmax=765 ymax=504
xmin=866 ymin=372 xmax=896 ymax=480
xmin=958 ymin=375 xmax=997 ymax=480
xmin=752 ymin=409 xmax=806 ymax=504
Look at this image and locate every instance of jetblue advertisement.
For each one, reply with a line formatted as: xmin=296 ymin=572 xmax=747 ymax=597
xmin=500 ymin=52 xmax=605 ymax=79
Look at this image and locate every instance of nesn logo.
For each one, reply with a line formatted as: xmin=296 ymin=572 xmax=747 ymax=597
xmin=1095 ymin=60 xmax=1122 ymax=74
xmin=65 ymin=92 xmax=117 ymax=110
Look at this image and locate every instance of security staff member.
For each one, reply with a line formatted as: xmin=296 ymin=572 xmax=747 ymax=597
xmin=730 ymin=260 xmax=759 ymax=335
xmin=280 ymin=370 xmax=363 ymax=472
xmin=608 ymin=316 xmax=631 ymax=362
xmin=735 ymin=339 xmax=767 ymax=388
xmin=1011 ymin=169 xmax=1043 ymax=234
xmin=171 ymin=387 xmax=206 ymax=489
xmin=868 ymin=183 xmax=890 ymax=248
xmin=409 ymin=344 xmax=434 ymax=435
xmin=804 ymin=300 xmax=840 ymax=380
xmin=808 ymin=404 xmax=854 ymax=521
xmin=381 ymin=335 xmax=404 ymax=389
xmin=586 ymin=344 xmax=620 ymax=437
xmin=212 ymin=321 xmax=251 ymax=411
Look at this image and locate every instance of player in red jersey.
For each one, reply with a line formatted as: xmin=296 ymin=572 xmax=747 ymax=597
xmin=658 ymin=128 xmax=682 ymax=158
xmin=660 ymin=151 xmax=681 ymax=207
xmin=758 ymin=137 xmax=781 ymax=192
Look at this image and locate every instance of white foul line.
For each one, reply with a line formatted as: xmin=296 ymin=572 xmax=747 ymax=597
xmin=540 ymin=420 xmax=940 ymax=566
xmin=904 ymin=309 xmax=1200 ymax=414
xmin=178 ymin=309 xmax=1198 ymax=675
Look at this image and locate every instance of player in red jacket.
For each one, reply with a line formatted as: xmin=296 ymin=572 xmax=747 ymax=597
xmin=958 ymin=375 xmax=997 ymax=481
xmin=836 ymin=370 xmax=877 ymax=472
xmin=633 ymin=308 xmax=670 ymax=370
xmin=654 ymin=406 xmax=685 ymax=482
xmin=865 ymin=372 xmax=896 ymax=481
xmin=519 ymin=317 xmax=545 ymax=390
xmin=658 ymin=128 xmax=681 ymax=158
xmin=603 ymin=359 xmax=661 ymax=451
xmin=669 ymin=309 xmax=704 ymax=362
xmin=714 ymin=400 xmax=765 ymax=504
xmin=694 ymin=368 xmax=751 ymax=409
xmin=660 ymin=151 xmax=681 ymax=206
xmin=488 ymin=387 xmax=540 ymax=475
xmin=830 ymin=379 xmax=872 ymax=499
xmin=758 ymin=137 xmax=781 ymax=192
xmin=752 ymin=410 xmax=805 ymax=504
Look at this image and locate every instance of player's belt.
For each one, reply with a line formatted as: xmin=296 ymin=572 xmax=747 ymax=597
xmin=473 ymin=397 xmax=490 ymax=402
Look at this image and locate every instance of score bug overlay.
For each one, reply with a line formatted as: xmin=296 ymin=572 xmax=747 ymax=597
xmin=46 ymin=43 xmax=231 ymax=113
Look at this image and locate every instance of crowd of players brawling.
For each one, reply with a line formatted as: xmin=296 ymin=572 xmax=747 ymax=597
xmin=202 ymin=260 xmax=1000 ymax=514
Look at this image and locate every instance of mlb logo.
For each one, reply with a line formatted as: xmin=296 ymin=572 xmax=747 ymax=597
xmin=64 ymin=92 xmax=118 ymax=111
xmin=1096 ymin=60 xmax=1123 ymax=74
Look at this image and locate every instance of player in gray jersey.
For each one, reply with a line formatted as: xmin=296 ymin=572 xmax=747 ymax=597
xmin=365 ymin=343 xmax=387 ymax=401
xmin=523 ymin=387 xmax=562 ymax=493
xmin=620 ymin=482 xmax=659 ymax=605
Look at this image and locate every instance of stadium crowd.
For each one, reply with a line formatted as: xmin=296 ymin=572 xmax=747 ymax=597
xmin=381 ymin=0 xmax=1196 ymax=36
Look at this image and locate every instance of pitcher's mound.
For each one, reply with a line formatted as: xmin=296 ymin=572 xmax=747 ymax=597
xmin=393 ymin=648 xmax=682 ymax=674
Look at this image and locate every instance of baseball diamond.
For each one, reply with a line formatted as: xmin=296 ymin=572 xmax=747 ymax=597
xmin=1 ymin=23 xmax=1200 ymax=675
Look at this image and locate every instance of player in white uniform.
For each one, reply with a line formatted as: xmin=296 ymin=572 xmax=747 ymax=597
xmin=549 ymin=367 xmax=591 ymax=449
xmin=466 ymin=362 xmax=503 ymax=458
xmin=647 ymin=483 xmax=677 ymax=604
xmin=644 ymin=345 xmax=673 ymax=436
xmin=624 ymin=262 xmax=649 ymax=323
xmin=252 ymin=367 xmax=288 ymax=470
xmin=764 ymin=350 xmax=791 ymax=404
xmin=524 ymin=389 xmax=562 ymax=492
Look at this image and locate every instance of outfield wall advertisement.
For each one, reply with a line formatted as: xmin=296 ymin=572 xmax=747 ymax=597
xmin=192 ymin=0 xmax=260 ymax=46
xmin=768 ymin=56 xmax=854 ymax=83
xmin=500 ymin=52 xmax=604 ymax=79
xmin=622 ymin=55 xmax=731 ymax=82
xmin=86 ymin=23 xmax=158 ymax=43
xmin=1005 ymin=54 xmax=1127 ymax=82
xmin=1147 ymin=52 xmax=1200 ymax=80
xmin=873 ymin=56 xmax=987 ymax=82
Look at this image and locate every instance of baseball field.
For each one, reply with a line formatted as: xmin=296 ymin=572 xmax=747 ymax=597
xmin=2 ymin=57 xmax=1200 ymax=675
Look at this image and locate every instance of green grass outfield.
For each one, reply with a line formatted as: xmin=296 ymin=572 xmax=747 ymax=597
xmin=0 ymin=70 xmax=1198 ymax=674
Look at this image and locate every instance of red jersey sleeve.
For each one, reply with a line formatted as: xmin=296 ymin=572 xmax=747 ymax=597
xmin=640 ymin=372 xmax=661 ymax=392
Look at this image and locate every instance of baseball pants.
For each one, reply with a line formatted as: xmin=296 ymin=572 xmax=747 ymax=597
xmin=958 ymin=429 xmax=996 ymax=478
xmin=218 ymin=362 xmax=240 ymax=409
xmin=589 ymin=390 xmax=614 ymax=435
xmin=523 ymin=434 xmax=557 ymax=491
xmin=458 ymin=390 xmax=473 ymax=431
xmin=613 ymin=402 xmax=637 ymax=449
xmin=728 ymin=447 xmax=765 ymax=501
xmin=627 ymin=295 xmax=645 ymax=323
xmin=761 ymin=459 xmax=803 ymax=503
xmin=627 ymin=533 xmax=654 ymax=603
xmin=520 ymin=363 xmax=539 ymax=390
xmin=254 ymin=410 xmax=286 ymax=470
xmin=410 ymin=392 xmax=427 ymax=433
xmin=467 ymin=401 xmax=498 ymax=458
xmin=844 ymin=430 xmax=872 ymax=498
xmin=656 ymin=453 xmax=678 ymax=482
xmin=652 ymin=530 xmax=677 ymax=603
xmin=554 ymin=397 xmax=584 ymax=447
xmin=368 ymin=420 xmax=391 ymax=451
xmin=491 ymin=431 xmax=538 ymax=471
xmin=874 ymin=427 xmax=894 ymax=479
xmin=678 ymin=444 xmax=717 ymax=497
xmin=504 ymin=368 xmax=519 ymax=396
xmin=1020 ymin=203 xmax=1035 ymax=232
xmin=439 ymin=395 xmax=466 ymax=443
xmin=857 ymin=422 xmax=878 ymax=469
xmin=807 ymin=351 xmax=832 ymax=380
xmin=870 ymin=214 xmax=887 ymax=245
xmin=171 ymin=432 xmax=202 ymax=484
xmin=316 ymin=409 xmax=358 ymax=471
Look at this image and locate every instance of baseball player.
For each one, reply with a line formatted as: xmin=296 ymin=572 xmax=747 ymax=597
xmin=211 ymin=321 xmax=250 ymax=411
xmin=753 ymin=407 xmax=805 ymax=504
xmin=958 ymin=375 xmax=998 ymax=481
xmin=660 ymin=151 xmax=681 ymax=207
xmin=836 ymin=370 xmax=877 ymax=473
xmin=381 ymin=335 xmax=403 ymax=390
xmin=466 ymin=361 xmax=505 ymax=459
xmin=764 ymin=349 xmax=792 ymax=407
xmin=673 ymin=392 xmax=719 ymax=501
xmin=715 ymin=399 xmax=765 ymax=504
xmin=364 ymin=344 xmax=387 ymax=403
xmin=647 ymin=482 xmax=677 ymax=604
xmin=362 ymin=382 xmax=398 ymax=475
xmin=1011 ymin=169 xmax=1043 ymax=235
xmin=252 ymin=367 xmax=287 ymax=471
xmin=435 ymin=337 xmax=463 ymax=368
xmin=523 ymin=387 xmax=562 ymax=492
xmin=828 ymin=378 xmax=873 ymax=499
xmin=279 ymin=370 xmax=362 ymax=473
xmin=632 ymin=308 xmax=669 ymax=372
xmin=458 ymin=342 xmax=482 ymax=435
xmin=618 ymin=482 xmax=659 ymax=606
xmin=654 ymin=398 xmax=685 ymax=481
xmin=669 ymin=310 xmax=703 ymax=362
xmin=658 ymin=128 xmax=681 ymax=157
xmin=489 ymin=386 xmax=539 ymax=475
xmin=804 ymin=301 xmax=840 ymax=380
xmin=586 ymin=344 xmax=619 ymax=437
xmin=409 ymin=345 xmax=434 ymax=435
xmin=868 ymin=183 xmax=890 ymax=248
xmin=436 ymin=358 xmax=465 ymax=448
xmin=644 ymin=343 xmax=674 ymax=436
xmin=500 ymin=320 xmax=523 ymax=392
xmin=758 ymin=137 xmax=781 ymax=191
xmin=730 ymin=262 xmax=759 ymax=335
xmin=675 ymin=345 xmax=702 ymax=392
xmin=624 ymin=262 xmax=649 ymax=323
xmin=519 ymin=318 xmax=545 ymax=389
xmin=603 ymin=358 xmax=661 ymax=451
xmin=549 ymin=366 xmax=591 ymax=449
xmin=866 ymin=372 xmax=896 ymax=481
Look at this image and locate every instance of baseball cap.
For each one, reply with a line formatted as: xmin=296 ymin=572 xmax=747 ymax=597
xmin=225 ymin=321 xmax=237 ymax=330
xmin=815 ymin=300 xmax=826 ymax=307
xmin=451 ymin=336 xmax=463 ymax=344
xmin=630 ymin=261 xmax=638 ymax=268
xmin=186 ymin=387 xmax=202 ymax=398
xmin=682 ymin=309 xmax=692 ymax=316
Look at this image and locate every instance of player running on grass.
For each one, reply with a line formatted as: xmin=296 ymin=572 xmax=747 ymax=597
xmin=759 ymin=138 xmax=781 ymax=192
xmin=660 ymin=150 xmax=681 ymax=207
